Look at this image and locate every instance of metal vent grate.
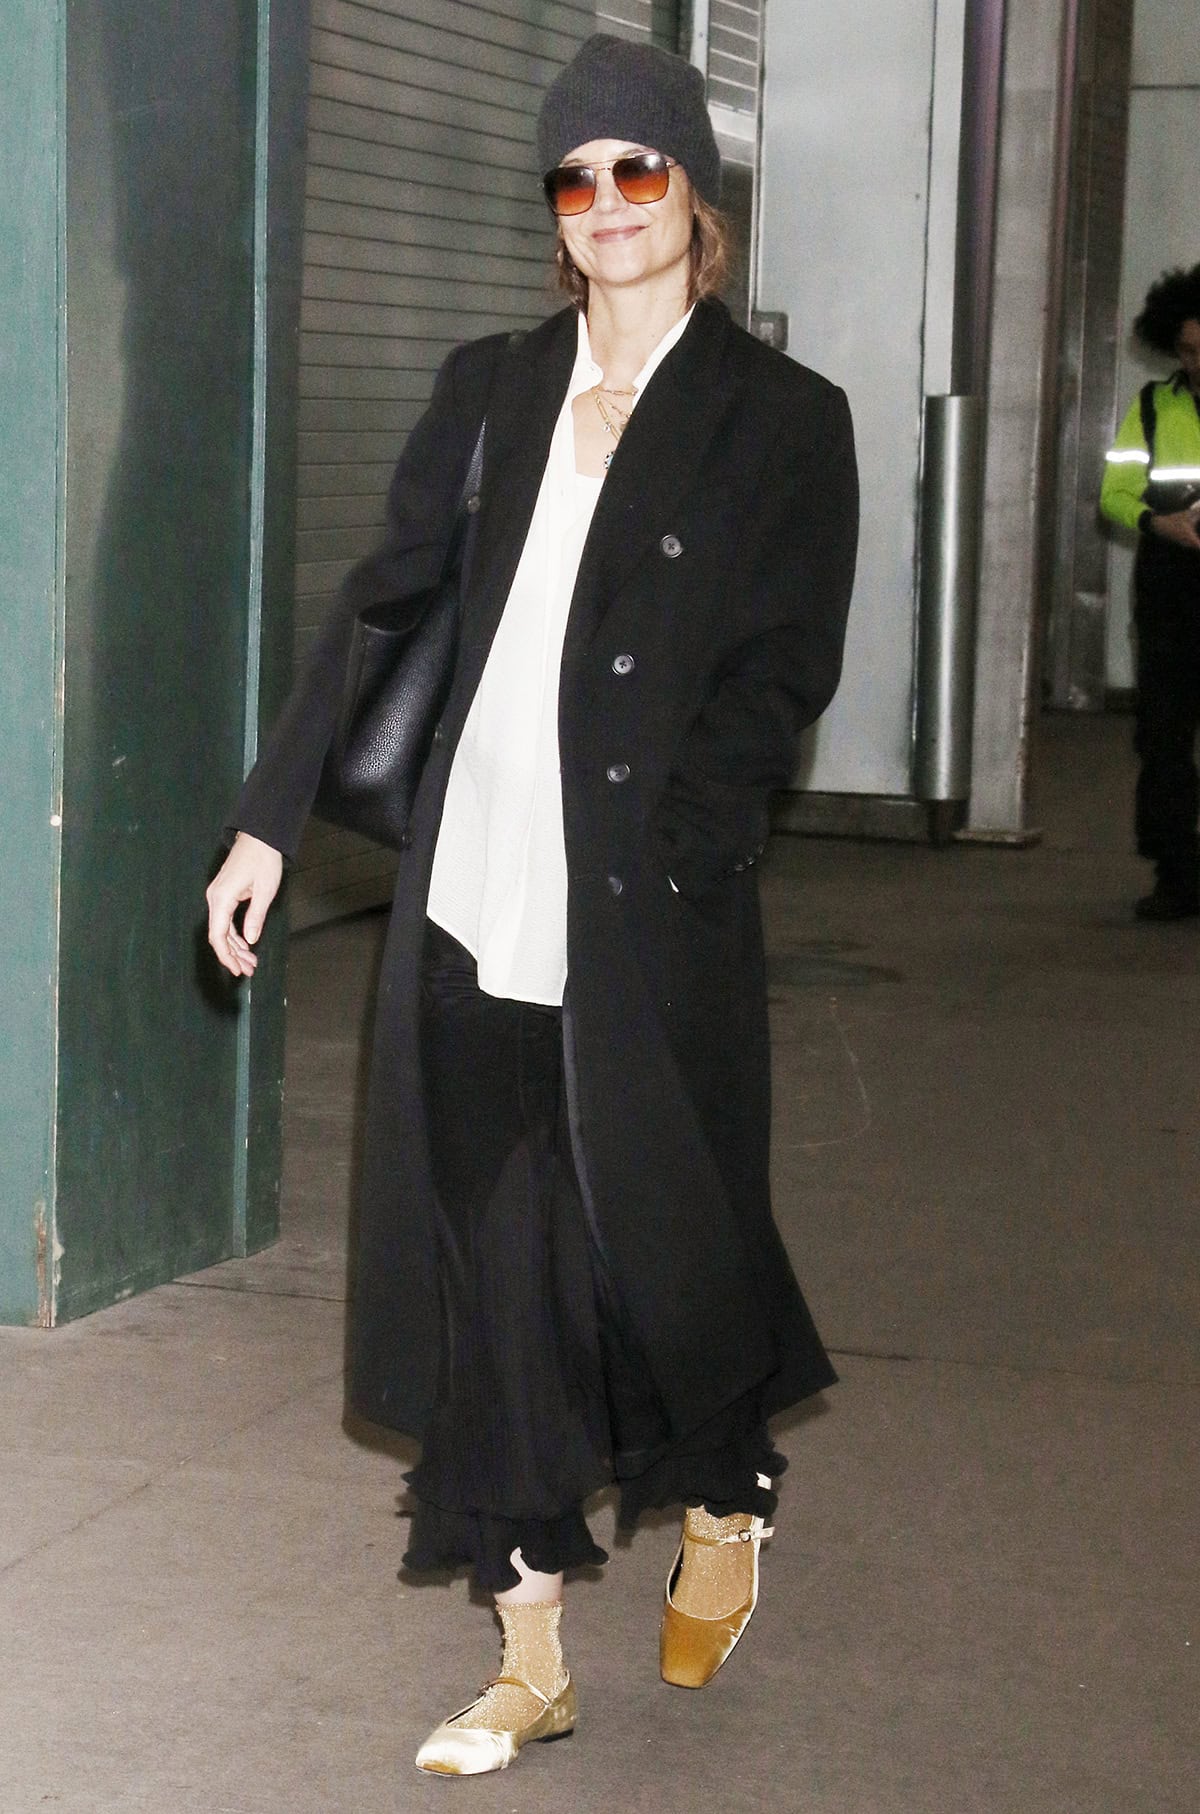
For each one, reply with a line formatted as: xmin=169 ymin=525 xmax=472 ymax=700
xmin=708 ymin=0 xmax=761 ymax=119
xmin=595 ymin=0 xmax=679 ymax=49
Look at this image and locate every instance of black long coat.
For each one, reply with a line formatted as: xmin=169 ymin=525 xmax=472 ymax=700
xmin=235 ymin=298 xmax=859 ymax=1443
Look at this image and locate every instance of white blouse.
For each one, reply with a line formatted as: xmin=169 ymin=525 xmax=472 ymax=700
xmin=426 ymin=306 xmax=694 ymax=1005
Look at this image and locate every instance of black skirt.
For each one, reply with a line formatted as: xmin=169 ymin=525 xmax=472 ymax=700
xmin=403 ymin=921 xmax=782 ymax=1593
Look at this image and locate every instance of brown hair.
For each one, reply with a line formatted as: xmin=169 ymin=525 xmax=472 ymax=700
xmin=554 ymin=188 xmax=733 ymax=310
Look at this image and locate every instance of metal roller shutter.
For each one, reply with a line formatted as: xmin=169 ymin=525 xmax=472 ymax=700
xmin=290 ymin=0 xmax=593 ymax=928
xmin=596 ymin=0 xmax=677 ymax=47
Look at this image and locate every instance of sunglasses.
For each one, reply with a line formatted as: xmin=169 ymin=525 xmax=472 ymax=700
xmin=542 ymin=151 xmax=678 ymax=217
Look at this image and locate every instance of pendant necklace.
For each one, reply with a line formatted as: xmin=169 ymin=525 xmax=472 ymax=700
xmin=594 ymin=383 xmax=635 ymax=470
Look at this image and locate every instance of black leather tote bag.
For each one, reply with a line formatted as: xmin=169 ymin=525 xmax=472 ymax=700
xmin=313 ymin=421 xmax=485 ymax=849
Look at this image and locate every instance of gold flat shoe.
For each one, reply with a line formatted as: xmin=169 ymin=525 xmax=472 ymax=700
xmin=660 ymin=1505 xmax=774 ymax=1689
xmin=414 ymin=1673 xmax=576 ymax=1776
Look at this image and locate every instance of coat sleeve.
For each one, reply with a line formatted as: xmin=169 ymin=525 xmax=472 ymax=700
xmin=230 ymin=342 xmax=483 ymax=860
xmin=653 ymin=382 xmax=859 ymax=898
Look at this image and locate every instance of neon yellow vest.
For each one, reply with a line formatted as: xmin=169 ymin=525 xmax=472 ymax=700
xmin=1101 ymin=377 xmax=1200 ymax=534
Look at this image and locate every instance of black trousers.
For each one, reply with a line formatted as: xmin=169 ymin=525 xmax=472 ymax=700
xmin=403 ymin=921 xmax=783 ymax=1592
xmin=1134 ymin=544 xmax=1200 ymax=895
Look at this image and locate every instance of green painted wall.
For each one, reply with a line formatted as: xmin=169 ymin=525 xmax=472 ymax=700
xmin=0 ymin=0 xmax=305 ymax=1324
xmin=53 ymin=0 xmax=260 ymax=1317
xmin=0 ymin=0 xmax=63 ymax=1324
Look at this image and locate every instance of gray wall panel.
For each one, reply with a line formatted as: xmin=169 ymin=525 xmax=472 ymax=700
xmin=760 ymin=0 xmax=933 ymax=796
xmin=292 ymin=0 xmax=592 ymax=924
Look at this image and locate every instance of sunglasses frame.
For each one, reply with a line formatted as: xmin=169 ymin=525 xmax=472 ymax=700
xmin=542 ymin=150 xmax=679 ymax=217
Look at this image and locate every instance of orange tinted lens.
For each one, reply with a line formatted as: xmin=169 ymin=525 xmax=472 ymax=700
xmin=544 ymin=167 xmax=596 ymax=215
xmin=613 ymin=154 xmax=670 ymax=204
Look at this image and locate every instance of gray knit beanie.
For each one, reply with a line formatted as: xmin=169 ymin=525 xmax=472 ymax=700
xmin=537 ymin=34 xmax=721 ymax=204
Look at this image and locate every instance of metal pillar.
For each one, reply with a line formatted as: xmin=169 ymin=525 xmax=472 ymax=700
xmin=967 ymin=0 xmax=1078 ymax=839
xmin=915 ymin=396 xmax=985 ymax=840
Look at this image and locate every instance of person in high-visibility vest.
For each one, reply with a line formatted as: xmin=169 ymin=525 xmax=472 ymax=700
xmin=1102 ymin=263 xmax=1200 ymax=919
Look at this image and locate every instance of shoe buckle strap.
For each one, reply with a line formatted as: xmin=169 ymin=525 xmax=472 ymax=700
xmin=488 ymin=1673 xmax=553 ymax=1709
xmin=714 ymin=1521 xmax=774 ymax=1545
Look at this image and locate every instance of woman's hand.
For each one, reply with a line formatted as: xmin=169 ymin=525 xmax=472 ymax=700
xmin=1150 ymin=504 xmax=1200 ymax=553
xmin=206 ymin=832 xmax=284 ymax=977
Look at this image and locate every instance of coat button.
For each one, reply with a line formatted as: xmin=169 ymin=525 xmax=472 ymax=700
xmin=607 ymin=874 xmax=624 ymax=896
xmin=660 ymin=533 xmax=683 ymax=558
xmin=606 ymin=762 xmax=630 ymax=783
xmin=612 ymin=653 xmax=635 ymax=675
xmin=466 ymin=493 xmax=482 ymax=514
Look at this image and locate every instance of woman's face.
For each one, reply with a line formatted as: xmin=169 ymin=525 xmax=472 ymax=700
xmin=1175 ymin=318 xmax=1200 ymax=396
xmin=556 ymin=139 xmax=693 ymax=300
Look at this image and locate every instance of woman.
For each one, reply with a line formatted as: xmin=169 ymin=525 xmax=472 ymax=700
xmin=207 ymin=34 xmax=858 ymax=1777
xmin=1101 ymin=262 xmax=1200 ymax=921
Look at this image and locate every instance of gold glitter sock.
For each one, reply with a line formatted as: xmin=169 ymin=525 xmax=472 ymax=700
xmin=451 ymin=1601 xmax=568 ymax=1732
xmin=669 ymin=1507 xmax=758 ymax=1621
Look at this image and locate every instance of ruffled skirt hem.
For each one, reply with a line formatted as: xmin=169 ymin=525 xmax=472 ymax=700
xmin=402 ymin=1487 xmax=610 ymax=1594
xmin=615 ymin=1435 xmax=787 ymax=1528
xmin=401 ymin=1431 xmax=787 ymax=1593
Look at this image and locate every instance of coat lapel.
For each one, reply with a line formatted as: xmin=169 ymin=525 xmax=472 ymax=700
xmin=564 ymin=299 xmax=735 ymax=666
xmin=460 ymin=308 xmax=576 ymax=663
xmin=456 ymin=299 xmax=735 ymax=697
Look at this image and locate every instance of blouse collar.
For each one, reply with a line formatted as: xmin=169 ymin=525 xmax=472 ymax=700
xmin=570 ymin=304 xmax=696 ymax=404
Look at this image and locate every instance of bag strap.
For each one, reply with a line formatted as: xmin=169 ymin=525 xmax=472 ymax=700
xmin=464 ymin=418 xmax=485 ymax=501
xmin=436 ymin=417 xmax=486 ymax=588
xmin=461 ymin=330 xmax=524 ymax=506
xmin=439 ymin=329 xmax=522 ymax=583
xmin=1139 ymin=379 xmax=1157 ymax=465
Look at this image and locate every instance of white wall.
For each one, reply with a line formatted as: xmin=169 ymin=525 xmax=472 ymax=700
xmin=1129 ymin=0 xmax=1200 ymax=84
xmin=758 ymin=0 xmax=951 ymax=796
xmin=1106 ymin=0 xmax=1200 ymax=688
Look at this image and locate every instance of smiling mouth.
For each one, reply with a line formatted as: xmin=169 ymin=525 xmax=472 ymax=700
xmin=591 ymin=225 xmax=645 ymax=243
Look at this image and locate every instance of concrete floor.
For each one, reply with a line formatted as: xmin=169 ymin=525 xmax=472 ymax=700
xmin=1 ymin=711 xmax=1197 ymax=1812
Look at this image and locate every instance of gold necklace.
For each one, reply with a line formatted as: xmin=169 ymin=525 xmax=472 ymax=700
xmin=594 ymin=387 xmax=632 ymax=469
